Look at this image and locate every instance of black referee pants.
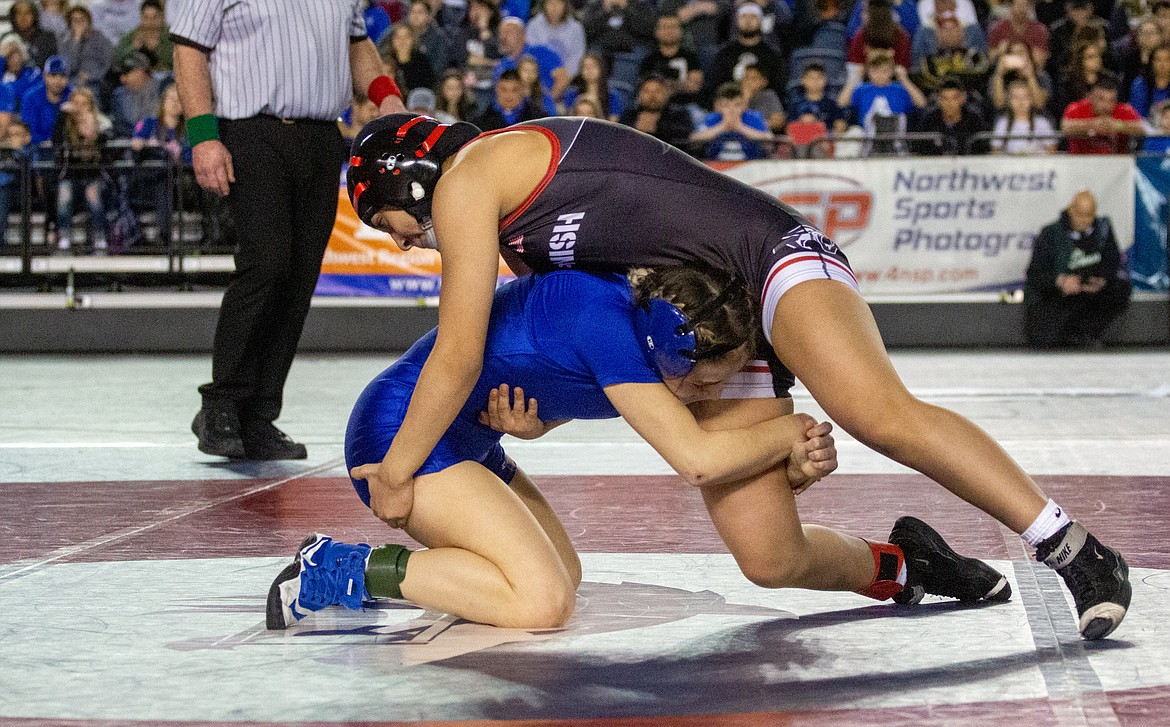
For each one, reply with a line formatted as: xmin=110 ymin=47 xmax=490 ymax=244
xmin=198 ymin=116 xmax=345 ymax=422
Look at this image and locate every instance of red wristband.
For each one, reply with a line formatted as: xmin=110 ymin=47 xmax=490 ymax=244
xmin=368 ymin=75 xmax=403 ymax=106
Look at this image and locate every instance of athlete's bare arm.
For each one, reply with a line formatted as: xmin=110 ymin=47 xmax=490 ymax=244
xmin=351 ymin=130 xmax=554 ymax=528
xmin=604 ymin=382 xmax=819 ymax=488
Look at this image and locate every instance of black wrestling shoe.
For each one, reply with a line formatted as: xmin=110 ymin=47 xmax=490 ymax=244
xmin=889 ymin=516 xmax=1012 ymax=605
xmin=242 ymin=419 xmax=307 ymax=460
xmin=192 ymin=406 xmax=246 ymax=459
xmin=1036 ymin=522 xmax=1131 ymax=640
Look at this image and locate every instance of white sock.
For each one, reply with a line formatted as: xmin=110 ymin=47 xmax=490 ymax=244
xmin=1021 ymin=499 xmax=1073 ymax=547
xmin=897 ymin=561 xmax=907 ymax=586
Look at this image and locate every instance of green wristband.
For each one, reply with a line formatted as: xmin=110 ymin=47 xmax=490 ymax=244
xmin=187 ymin=113 xmax=219 ymax=146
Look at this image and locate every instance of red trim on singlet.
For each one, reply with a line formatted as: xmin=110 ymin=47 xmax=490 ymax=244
xmin=471 ymin=125 xmax=562 ymax=233
xmin=743 ymin=364 xmax=771 ymax=374
xmin=761 ymin=253 xmax=858 ymax=305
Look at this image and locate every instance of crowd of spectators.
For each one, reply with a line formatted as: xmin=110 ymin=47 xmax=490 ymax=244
xmin=346 ymin=0 xmax=1170 ymax=159
xmin=1 ymin=0 xmax=1169 ymax=255
xmin=0 ymin=0 xmax=195 ymax=254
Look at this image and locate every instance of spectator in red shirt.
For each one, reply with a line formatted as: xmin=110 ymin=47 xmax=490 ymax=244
xmin=1062 ymin=72 xmax=1145 ymax=152
xmin=988 ymin=0 xmax=1049 ymax=67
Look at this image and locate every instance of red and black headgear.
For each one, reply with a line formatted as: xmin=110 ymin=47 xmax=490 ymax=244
xmin=347 ymin=113 xmax=481 ymax=226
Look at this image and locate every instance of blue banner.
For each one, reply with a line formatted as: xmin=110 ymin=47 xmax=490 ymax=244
xmin=1133 ymin=157 xmax=1170 ymax=291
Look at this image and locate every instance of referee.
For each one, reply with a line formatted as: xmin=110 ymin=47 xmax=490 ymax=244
xmin=169 ymin=0 xmax=405 ymax=460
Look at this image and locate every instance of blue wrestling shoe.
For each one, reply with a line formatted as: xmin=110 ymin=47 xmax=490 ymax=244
xmin=265 ymin=533 xmax=373 ymax=630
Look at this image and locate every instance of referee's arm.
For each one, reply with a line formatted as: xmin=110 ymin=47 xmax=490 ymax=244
xmin=350 ymin=37 xmax=406 ymax=115
xmin=173 ymin=41 xmax=234 ymax=196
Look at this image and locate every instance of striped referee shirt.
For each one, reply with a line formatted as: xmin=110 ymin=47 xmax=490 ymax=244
xmin=167 ymin=0 xmax=366 ymax=121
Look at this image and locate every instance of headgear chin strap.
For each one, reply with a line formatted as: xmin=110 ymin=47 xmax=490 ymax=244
xmin=635 ymin=281 xmax=744 ymax=379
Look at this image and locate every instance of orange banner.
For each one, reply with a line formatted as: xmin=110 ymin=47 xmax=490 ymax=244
xmin=318 ymin=190 xmax=511 ymax=295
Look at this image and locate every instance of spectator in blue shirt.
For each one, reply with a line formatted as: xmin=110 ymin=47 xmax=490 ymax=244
xmin=0 ymin=85 xmax=18 ymax=251
xmin=838 ymin=53 xmax=926 ymax=137
xmin=494 ymin=16 xmax=570 ymax=100
xmin=690 ymin=80 xmax=775 ymax=159
xmin=474 ymin=68 xmax=542 ymax=129
xmin=787 ymin=61 xmax=847 ymax=132
xmin=1130 ymin=44 xmax=1170 ymax=118
xmin=0 ymin=77 xmax=13 ymax=122
xmin=1143 ymin=100 xmax=1170 ymax=153
xmin=363 ymin=0 xmax=392 ymax=44
xmin=1 ymin=33 xmax=42 ymax=114
xmin=21 ymin=55 xmax=71 ymax=145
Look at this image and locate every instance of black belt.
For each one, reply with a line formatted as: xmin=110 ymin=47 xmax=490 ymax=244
xmin=222 ymin=115 xmax=336 ymax=126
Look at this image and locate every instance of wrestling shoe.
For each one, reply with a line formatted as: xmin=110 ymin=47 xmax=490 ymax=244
xmin=889 ymin=516 xmax=1012 ymax=605
xmin=1036 ymin=521 xmax=1130 ymax=640
xmin=266 ymin=533 xmax=373 ymax=630
xmin=192 ymin=406 xmax=246 ymax=459
xmin=241 ymin=419 xmax=307 ymax=461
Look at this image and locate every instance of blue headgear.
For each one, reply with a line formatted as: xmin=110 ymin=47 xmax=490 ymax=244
xmin=635 ymin=277 xmax=748 ymax=379
xmin=635 ymin=297 xmax=697 ymax=379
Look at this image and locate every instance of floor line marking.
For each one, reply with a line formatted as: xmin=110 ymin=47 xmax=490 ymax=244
xmin=0 ymin=458 xmax=343 ymax=583
xmin=1004 ymin=528 xmax=1121 ymax=727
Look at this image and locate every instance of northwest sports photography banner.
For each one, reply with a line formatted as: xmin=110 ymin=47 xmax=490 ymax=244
xmin=717 ymin=155 xmax=1136 ymax=296
xmin=317 ymin=155 xmax=1148 ymax=297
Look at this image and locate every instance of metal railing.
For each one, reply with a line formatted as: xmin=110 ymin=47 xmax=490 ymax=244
xmin=0 ymin=140 xmax=234 ymax=282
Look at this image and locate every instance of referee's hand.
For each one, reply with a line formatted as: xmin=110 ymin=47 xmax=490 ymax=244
xmin=193 ymin=139 xmax=235 ymax=196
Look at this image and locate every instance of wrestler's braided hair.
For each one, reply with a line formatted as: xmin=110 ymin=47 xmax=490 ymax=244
xmin=628 ymin=265 xmax=757 ymax=363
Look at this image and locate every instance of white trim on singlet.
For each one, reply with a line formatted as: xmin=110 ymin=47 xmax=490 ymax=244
xmin=761 ymin=254 xmax=859 ymax=345
xmin=559 ymin=118 xmax=587 ymax=163
xmin=719 ymin=360 xmax=775 ymax=400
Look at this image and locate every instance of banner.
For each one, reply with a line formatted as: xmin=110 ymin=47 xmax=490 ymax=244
xmin=316 ymin=189 xmax=512 ymax=297
xmin=718 ymin=156 xmax=1136 ymax=295
xmin=1133 ymin=156 xmax=1170 ymax=291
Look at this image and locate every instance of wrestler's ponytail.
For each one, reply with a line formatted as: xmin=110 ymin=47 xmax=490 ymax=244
xmin=628 ymin=265 xmax=757 ymax=363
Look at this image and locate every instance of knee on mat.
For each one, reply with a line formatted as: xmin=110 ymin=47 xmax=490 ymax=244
xmin=514 ymin=581 xmax=577 ymax=628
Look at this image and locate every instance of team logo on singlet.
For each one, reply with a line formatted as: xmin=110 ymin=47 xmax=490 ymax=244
xmin=549 ymin=212 xmax=585 ymax=268
xmin=777 ymin=224 xmax=839 ymax=255
xmin=507 ymin=235 xmax=525 ymax=253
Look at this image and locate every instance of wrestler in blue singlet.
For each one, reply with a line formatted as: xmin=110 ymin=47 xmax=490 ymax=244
xmin=345 ymin=271 xmax=660 ymax=506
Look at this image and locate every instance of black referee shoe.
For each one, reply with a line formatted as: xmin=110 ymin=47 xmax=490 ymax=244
xmin=889 ymin=516 xmax=1012 ymax=605
xmin=241 ymin=419 xmax=307 ymax=460
xmin=192 ymin=406 xmax=246 ymax=459
xmin=1036 ymin=522 xmax=1130 ymax=640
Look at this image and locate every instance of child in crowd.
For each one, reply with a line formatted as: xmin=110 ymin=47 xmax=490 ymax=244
xmin=838 ymin=53 xmax=927 ymax=154
xmin=786 ymin=62 xmax=847 ymax=133
xmin=690 ymin=81 xmax=775 ymax=160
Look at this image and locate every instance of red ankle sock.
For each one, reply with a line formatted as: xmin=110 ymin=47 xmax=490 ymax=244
xmin=859 ymin=540 xmax=906 ymax=601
